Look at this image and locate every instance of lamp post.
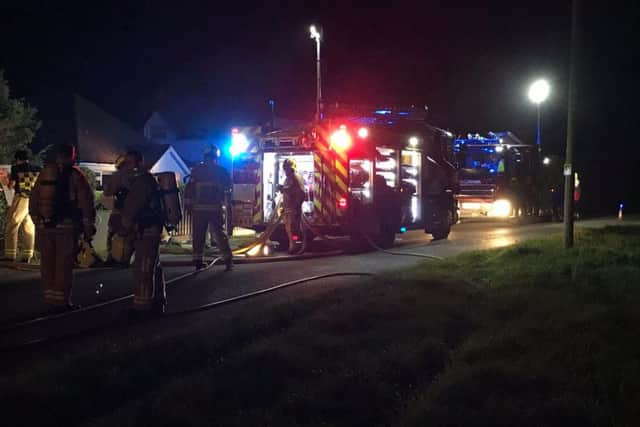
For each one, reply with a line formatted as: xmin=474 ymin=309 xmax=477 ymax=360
xmin=564 ymin=0 xmax=581 ymax=249
xmin=268 ymin=99 xmax=275 ymax=130
xmin=310 ymin=25 xmax=322 ymax=122
xmin=528 ymin=79 xmax=550 ymax=152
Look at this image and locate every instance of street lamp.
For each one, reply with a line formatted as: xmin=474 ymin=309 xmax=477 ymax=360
xmin=310 ymin=24 xmax=322 ymax=122
xmin=528 ymin=79 xmax=550 ymax=150
xmin=268 ymin=99 xmax=275 ymax=130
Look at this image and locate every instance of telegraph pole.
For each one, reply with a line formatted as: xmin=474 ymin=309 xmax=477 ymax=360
xmin=310 ymin=25 xmax=322 ymax=122
xmin=564 ymin=0 xmax=580 ymax=248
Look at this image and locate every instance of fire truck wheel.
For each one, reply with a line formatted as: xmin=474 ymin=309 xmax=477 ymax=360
xmin=377 ymin=222 xmax=397 ymax=249
xmin=431 ymin=226 xmax=450 ymax=241
xmin=431 ymin=209 xmax=453 ymax=240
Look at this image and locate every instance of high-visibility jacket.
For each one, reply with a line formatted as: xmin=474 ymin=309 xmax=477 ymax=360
xmin=10 ymin=163 xmax=41 ymax=197
xmin=184 ymin=162 xmax=231 ymax=212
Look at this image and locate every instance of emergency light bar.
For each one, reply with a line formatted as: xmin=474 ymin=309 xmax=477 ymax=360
xmin=454 ymin=131 xmax=528 ymax=148
xmin=324 ymin=103 xmax=428 ymax=124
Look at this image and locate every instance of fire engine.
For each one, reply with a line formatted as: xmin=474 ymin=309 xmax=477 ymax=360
xmin=229 ymin=107 xmax=459 ymax=250
xmin=453 ymin=131 xmax=542 ymax=218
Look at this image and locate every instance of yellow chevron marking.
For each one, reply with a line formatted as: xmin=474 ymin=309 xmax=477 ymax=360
xmin=335 ymin=160 xmax=348 ymax=180
xmin=335 ymin=177 xmax=348 ymax=193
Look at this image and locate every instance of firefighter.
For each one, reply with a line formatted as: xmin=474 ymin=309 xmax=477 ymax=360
xmin=2 ymin=150 xmax=41 ymax=263
xmin=184 ymin=144 xmax=233 ymax=271
xmin=29 ymin=144 xmax=96 ymax=310
xmin=279 ymin=158 xmax=305 ymax=254
xmin=119 ymin=150 xmax=166 ymax=315
xmin=103 ymin=154 xmax=135 ymax=266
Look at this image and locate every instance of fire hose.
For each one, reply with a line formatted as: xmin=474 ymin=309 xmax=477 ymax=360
xmin=300 ymin=214 xmax=443 ymax=260
xmin=0 ymin=271 xmax=372 ymax=351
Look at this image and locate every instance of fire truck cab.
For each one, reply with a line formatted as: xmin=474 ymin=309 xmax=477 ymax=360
xmin=453 ymin=132 xmax=541 ymax=218
xmin=230 ymin=107 xmax=458 ymax=250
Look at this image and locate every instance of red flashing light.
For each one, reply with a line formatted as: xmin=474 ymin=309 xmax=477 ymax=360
xmin=330 ymin=128 xmax=352 ymax=151
xmin=292 ymin=235 xmax=299 ymax=242
xmin=338 ymin=197 xmax=348 ymax=209
xmin=357 ymin=127 xmax=369 ymax=138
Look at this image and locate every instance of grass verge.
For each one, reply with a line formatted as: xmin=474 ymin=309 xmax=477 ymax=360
xmin=1 ymin=226 xmax=640 ymax=426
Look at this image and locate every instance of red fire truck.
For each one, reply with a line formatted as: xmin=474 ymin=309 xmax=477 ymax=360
xmin=230 ymin=107 xmax=458 ymax=250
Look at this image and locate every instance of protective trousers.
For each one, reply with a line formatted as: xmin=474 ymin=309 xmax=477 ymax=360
xmin=38 ymin=225 xmax=78 ymax=306
xmin=192 ymin=209 xmax=231 ymax=263
xmin=132 ymin=227 xmax=165 ymax=311
xmin=4 ymin=196 xmax=35 ymax=261
xmin=284 ymin=208 xmax=302 ymax=250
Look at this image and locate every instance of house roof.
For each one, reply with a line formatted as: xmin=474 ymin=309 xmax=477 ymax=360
xmin=74 ymin=95 xmax=150 ymax=164
xmin=140 ymin=144 xmax=170 ymax=167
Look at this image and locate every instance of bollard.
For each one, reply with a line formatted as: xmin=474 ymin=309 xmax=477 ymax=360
xmin=618 ymin=203 xmax=624 ymax=221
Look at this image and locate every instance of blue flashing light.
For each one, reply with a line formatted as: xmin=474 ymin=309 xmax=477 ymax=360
xmin=620 ymin=203 xmax=624 ymax=209
xmin=400 ymin=226 xmax=407 ymax=233
xmin=489 ymin=169 xmax=496 ymax=173
xmin=397 ymin=111 xmax=410 ymax=116
xmin=375 ymin=109 xmax=392 ymax=115
xmin=230 ymin=131 xmax=249 ymax=158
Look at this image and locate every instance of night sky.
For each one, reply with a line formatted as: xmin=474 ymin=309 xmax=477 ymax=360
xmin=1 ymin=1 xmax=638 ymax=214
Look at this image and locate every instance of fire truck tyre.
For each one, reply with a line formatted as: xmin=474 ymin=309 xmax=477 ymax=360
xmin=431 ymin=209 xmax=453 ymax=241
xmin=431 ymin=225 xmax=450 ymax=241
xmin=349 ymin=231 xmax=369 ymax=252
xmin=377 ymin=221 xmax=397 ymax=249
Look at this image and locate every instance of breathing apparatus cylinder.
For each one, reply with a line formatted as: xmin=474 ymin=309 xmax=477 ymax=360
xmin=156 ymin=171 xmax=182 ymax=231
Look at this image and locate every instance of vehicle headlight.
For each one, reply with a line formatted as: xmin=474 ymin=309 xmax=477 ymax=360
xmin=490 ymin=199 xmax=512 ymax=217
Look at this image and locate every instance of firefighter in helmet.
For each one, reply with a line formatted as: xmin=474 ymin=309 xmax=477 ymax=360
xmin=29 ymin=144 xmax=96 ymax=310
xmin=2 ymin=150 xmax=41 ymax=263
xmin=184 ymin=144 xmax=233 ymax=271
xmin=103 ymin=154 xmax=135 ymax=266
xmin=119 ymin=150 xmax=167 ymax=315
xmin=279 ymin=158 xmax=305 ymax=254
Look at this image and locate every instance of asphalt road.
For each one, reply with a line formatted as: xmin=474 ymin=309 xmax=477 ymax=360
xmin=0 ymin=217 xmax=635 ymax=348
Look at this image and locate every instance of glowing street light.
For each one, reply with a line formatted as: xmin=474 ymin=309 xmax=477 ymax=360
xmin=528 ymin=79 xmax=550 ymax=104
xmin=528 ymin=79 xmax=550 ymax=150
xmin=310 ymin=24 xmax=322 ymax=122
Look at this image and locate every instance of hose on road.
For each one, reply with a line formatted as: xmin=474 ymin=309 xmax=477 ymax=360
xmin=168 ymin=272 xmax=372 ymax=317
xmin=0 ymin=257 xmax=223 ymax=332
xmin=0 ymin=271 xmax=372 ymax=351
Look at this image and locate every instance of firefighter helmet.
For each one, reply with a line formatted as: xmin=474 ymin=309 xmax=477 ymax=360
xmin=56 ymin=144 xmax=77 ymax=163
xmin=203 ymin=144 xmax=221 ymax=159
xmin=283 ymin=158 xmax=297 ymax=171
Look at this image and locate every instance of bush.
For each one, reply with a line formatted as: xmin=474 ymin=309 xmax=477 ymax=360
xmin=79 ymin=166 xmax=98 ymax=193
